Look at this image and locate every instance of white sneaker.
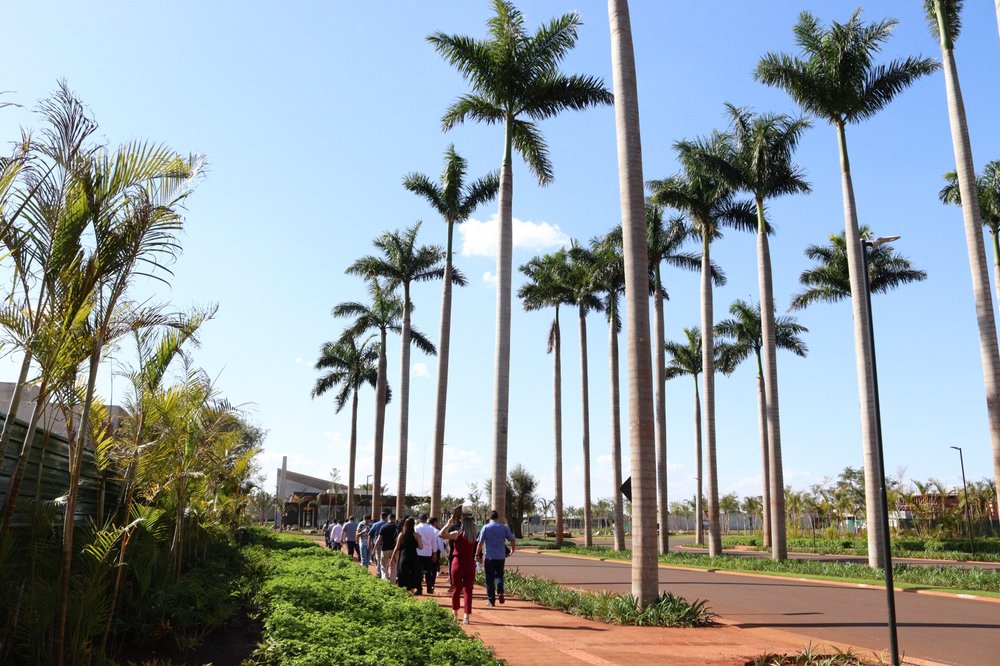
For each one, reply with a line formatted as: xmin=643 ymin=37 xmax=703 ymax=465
xmin=463 ymin=615 xmax=470 ymax=625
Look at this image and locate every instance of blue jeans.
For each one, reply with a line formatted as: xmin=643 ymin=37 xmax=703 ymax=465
xmin=484 ymin=558 xmax=505 ymax=603
xmin=360 ymin=540 xmax=370 ymax=566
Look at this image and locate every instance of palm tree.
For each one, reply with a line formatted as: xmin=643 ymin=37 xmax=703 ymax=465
xmin=645 ymin=204 xmax=714 ymax=554
xmin=715 ymin=299 xmax=808 ymax=551
xmin=790 ymin=227 xmax=927 ymax=310
xmin=609 ymin=0 xmax=659 ymax=607
xmin=927 ymin=0 xmax=1000 ymax=514
xmin=712 ymin=103 xmax=811 ymax=560
xmin=940 ymin=161 xmax=1000 ymax=309
xmin=757 ymin=9 xmax=937 ymax=568
xmin=311 ymin=334 xmax=384 ymax=520
xmin=649 ymin=135 xmax=755 ymax=557
xmin=566 ymin=241 xmax=604 ymax=547
xmin=334 ymin=279 xmax=434 ymax=518
xmin=518 ymin=249 xmax=573 ymax=547
xmin=430 ymin=1 xmax=613 ymax=523
xmin=664 ymin=327 xmax=720 ymax=547
xmin=591 ymin=231 xmax=627 ymax=551
xmin=346 ymin=222 xmax=444 ymax=519
xmin=403 ymin=146 xmax=498 ymax=520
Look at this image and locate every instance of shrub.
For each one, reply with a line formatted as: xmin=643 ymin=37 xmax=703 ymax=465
xmin=251 ymin=531 xmax=498 ymax=666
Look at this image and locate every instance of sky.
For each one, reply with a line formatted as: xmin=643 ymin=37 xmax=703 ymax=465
xmin=1 ymin=2 xmax=999 ymax=511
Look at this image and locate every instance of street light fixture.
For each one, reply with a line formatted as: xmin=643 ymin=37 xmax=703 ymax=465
xmin=861 ymin=233 xmax=901 ymax=666
xmin=950 ymin=445 xmax=975 ymax=557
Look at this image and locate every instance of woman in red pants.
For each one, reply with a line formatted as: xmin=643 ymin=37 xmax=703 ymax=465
xmin=440 ymin=513 xmax=478 ymax=625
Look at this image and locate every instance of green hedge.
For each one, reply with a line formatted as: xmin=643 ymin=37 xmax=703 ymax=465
xmin=245 ymin=530 xmax=498 ymax=666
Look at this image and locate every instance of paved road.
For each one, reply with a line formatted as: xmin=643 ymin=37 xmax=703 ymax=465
xmin=509 ymin=550 xmax=1000 ymax=666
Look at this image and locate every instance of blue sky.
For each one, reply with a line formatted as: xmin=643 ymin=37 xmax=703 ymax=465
xmin=2 ymin=2 xmax=999 ymax=509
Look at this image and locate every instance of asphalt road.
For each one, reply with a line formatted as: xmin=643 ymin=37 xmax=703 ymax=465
xmin=508 ymin=550 xmax=1000 ymax=666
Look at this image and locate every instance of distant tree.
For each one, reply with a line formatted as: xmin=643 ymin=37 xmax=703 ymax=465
xmin=508 ymin=464 xmax=539 ymax=539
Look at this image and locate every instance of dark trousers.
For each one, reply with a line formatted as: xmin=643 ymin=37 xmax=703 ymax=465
xmin=484 ymin=558 xmax=505 ymax=603
xmin=417 ymin=555 xmax=437 ymax=593
xmin=345 ymin=540 xmax=357 ymax=560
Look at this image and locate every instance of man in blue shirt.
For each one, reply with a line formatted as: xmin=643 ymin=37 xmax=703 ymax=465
xmin=476 ymin=510 xmax=516 ymax=606
xmin=367 ymin=511 xmax=389 ymax=577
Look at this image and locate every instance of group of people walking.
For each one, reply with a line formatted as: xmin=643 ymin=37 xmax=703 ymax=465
xmin=322 ymin=507 xmax=516 ymax=625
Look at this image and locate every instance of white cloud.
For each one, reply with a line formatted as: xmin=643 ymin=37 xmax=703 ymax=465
xmin=459 ymin=214 xmax=569 ymax=258
xmin=483 ymin=271 xmax=497 ymax=287
xmin=412 ymin=362 xmax=430 ymax=378
xmin=294 ymin=357 xmax=305 ymax=365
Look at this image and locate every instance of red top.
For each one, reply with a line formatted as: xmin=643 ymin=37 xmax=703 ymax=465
xmin=453 ymin=535 xmax=477 ymax=566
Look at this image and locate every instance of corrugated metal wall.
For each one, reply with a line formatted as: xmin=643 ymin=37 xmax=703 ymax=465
xmin=0 ymin=414 xmax=119 ymax=526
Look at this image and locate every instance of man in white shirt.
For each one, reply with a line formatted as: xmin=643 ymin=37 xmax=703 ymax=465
xmin=414 ymin=512 xmax=440 ymax=594
xmin=331 ymin=519 xmax=344 ymax=551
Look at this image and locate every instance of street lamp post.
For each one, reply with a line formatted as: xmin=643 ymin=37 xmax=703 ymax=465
xmin=950 ymin=445 xmax=975 ymax=557
xmin=861 ymin=234 xmax=901 ymax=666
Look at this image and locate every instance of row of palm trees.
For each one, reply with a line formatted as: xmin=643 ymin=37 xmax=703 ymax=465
xmin=319 ymin=0 xmax=1000 ymax=605
xmin=0 ymin=84 xmax=262 ymax=664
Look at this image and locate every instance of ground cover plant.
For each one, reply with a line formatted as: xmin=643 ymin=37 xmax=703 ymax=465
xmin=556 ymin=546 xmax=1000 ymax=595
xmin=493 ymin=569 xmax=716 ymax=627
xmin=247 ymin=530 xmax=498 ymax=666
xmin=721 ymin=535 xmax=1000 ymax=562
xmin=746 ymin=642 xmax=898 ymax=665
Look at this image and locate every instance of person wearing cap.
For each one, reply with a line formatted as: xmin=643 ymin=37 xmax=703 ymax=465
xmin=476 ymin=509 xmax=515 ymax=607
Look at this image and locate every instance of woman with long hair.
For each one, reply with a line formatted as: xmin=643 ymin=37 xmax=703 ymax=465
xmin=440 ymin=513 xmax=478 ymax=624
xmin=390 ymin=516 xmax=424 ymax=592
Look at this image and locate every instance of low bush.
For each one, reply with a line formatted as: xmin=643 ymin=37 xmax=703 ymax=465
xmin=493 ymin=570 xmax=716 ymax=627
xmin=559 ymin=546 xmax=1000 ymax=594
xmin=246 ymin=530 xmax=498 ymax=666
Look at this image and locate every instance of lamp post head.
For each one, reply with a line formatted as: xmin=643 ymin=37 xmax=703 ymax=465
xmin=950 ymin=445 xmax=961 ymax=452
xmin=871 ymin=235 xmax=901 ymax=248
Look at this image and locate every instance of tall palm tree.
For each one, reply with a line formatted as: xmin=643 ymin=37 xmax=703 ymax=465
xmin=715 ymin=299 xmax=808 ymax=550
xmin=609 ymin=0 xmax=659 ymax=605
xmin=789 ymin=227 xmax=927 ymax=310
xmin=430 ymin=1 xmax=613 ymax=522
xmin=711 ymin=104 xmax=811 ymax=560
xmin=334 ymin=279 xmax=434 ymax=519
xmin=645 ymin=204 xmax=715 ymax=554
xmin=649 ymin=134 xmax=756 ymax=557
xmin=518 ymin=249 xmax=573 ymax=547
xmin=757 ymin=9 xmax=937 ymax=568
xmin=940 ymin=161 xmax=1000 ymax=309
xmin=311 ymin=334 xmax=384 ymax=520
xmin=566 ymin=241 xmax=604 ymax=547
xmin=591 ymin=230 xmax=627 ymax=551
xmin=403 ymin=146 xmax=498 ymax=519
xmin=664 ymin=327 xmax=719 ymax=546
xmin=927 ymin=0 xmax=1000 ymax=514
xmin=346 ymin=222 xmax=444 ymax=519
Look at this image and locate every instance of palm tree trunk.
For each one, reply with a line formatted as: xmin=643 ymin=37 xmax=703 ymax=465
xmin=396 ymin=285 xmax=412 ymax=519
xmin=654 ymin=270 xmax=669 ymax=553
xmin=609 ymin=0 xmax=659 ymax=607
xmin=609 ymin=313 xmax=625 ymax=551
xmin=693 ymin=376 xmax=703 ymax=546
xmin=700 ymin=232 xmax=722 ymax=557
xmin=372 ymin=329 xmax=388 ymax=519
xmin=430 ymin=223 xmax=456 ymax=520
xmin=553 ymin=310 xmax=565 ymax=547
xmin=756 ymin=205 xmax=787 ymax=560
xmin=938 ymin=42 xmax=1000 ymax=521
xmin=755 ymin=360 xmax=771 ymax=549
xmin=996 ymin=0 xmax=1000 ymax=39
xmin=579 ymin=307 xmax=593 ymax=547
xmin=835 ymin=120 xmax=883 ymax=569
xmin=56 ymin=339 xmax=103 ymax=666
xmin=491 ymin=118 xmax=514 ymax=524
xmin=347 ymin=390 xmax=358 ymax=518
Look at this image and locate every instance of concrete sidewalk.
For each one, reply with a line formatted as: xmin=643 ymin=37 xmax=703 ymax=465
xmin=427 ymin=581 xmax=836 ymax=666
